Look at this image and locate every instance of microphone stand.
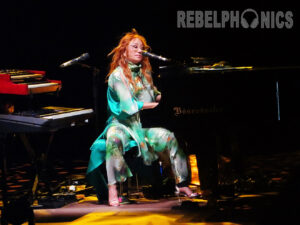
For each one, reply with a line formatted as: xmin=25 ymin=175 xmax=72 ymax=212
xmin=77 ymin=63 xmax=109 ymax=202
xmin=78 ymin=63 xmax=101 ymax=133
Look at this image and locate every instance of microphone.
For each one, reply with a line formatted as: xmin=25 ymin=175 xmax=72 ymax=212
xmin=59 ymin=53 xmax=90 ymax=68
xmin=142 ymin=51 xmax=170 ymax=62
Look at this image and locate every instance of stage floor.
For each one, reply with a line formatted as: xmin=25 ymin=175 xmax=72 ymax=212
xmin=1 ymin=150 xmax=300 ymax=224
xmin=30 ymin=190 xmax=295 ymax=225
xmin=31 ymin=193 xmax=273 ymax=225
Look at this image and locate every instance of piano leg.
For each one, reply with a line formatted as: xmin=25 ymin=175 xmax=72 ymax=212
xmin=194 ymin=123 xmax=243 ymax=206
xmin=196 ymin=146 xmax=218 ymax=200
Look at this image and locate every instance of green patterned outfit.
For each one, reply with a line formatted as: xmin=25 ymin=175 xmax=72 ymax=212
xmin=87 ymin=62 xmax=189 ymax=191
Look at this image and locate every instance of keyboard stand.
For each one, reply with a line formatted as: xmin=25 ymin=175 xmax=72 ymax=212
xmin=19 ymin=133 xmax=55 ymax=196
xmin=0 ymin=131 xmax=56 ymax=225
xmin=0 ymin=133 xmax=35 ymax=225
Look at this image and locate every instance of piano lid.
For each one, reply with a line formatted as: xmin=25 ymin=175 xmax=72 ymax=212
xmin=159 ymin=58 xmax=300 ymax=76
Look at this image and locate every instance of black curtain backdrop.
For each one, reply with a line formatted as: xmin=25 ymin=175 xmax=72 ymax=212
xmin=1 ymin=1 xmax=299 ymax=69
xmin=1 ymin=0 xmax=299 ymax=158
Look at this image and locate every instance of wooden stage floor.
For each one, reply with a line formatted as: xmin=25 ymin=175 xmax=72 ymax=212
xmin=1 ymin=149 xmax=299 ymax=224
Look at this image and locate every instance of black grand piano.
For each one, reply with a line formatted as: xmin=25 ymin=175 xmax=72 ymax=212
xmin=155 ymin=58 xmax=300 ymax=197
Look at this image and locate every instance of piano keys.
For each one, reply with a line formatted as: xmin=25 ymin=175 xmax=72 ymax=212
xmin=0 ymin=69 xmax=61 ymax=95
xmin=0 ymin=106 xmax=94 ymax=133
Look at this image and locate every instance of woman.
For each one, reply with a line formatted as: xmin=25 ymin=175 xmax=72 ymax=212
xmin=87 ymin=29 xmax=197 ymax=206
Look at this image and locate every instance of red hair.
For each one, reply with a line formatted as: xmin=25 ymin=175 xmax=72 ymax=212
xmin=106 ymin=29 xmax=153 ymax=90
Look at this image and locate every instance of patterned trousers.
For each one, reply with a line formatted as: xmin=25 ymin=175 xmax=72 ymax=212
xmin=105 ymin=126 xmax=189 ymax=185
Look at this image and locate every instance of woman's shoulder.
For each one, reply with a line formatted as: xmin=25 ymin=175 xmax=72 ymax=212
xmin=108 ymin=67 xmax=124 ymax=84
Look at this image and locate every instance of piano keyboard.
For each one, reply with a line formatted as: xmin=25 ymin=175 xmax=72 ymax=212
xmin=28 ymin=83 xmax=57 ymax=89
xmin=10 ymin=74 xmax=44 ymax=80
xmin=0 ymin=106 xmax=94 ymax=133
xmin=43 ymin=109 xmax=93 ymax=119
xmin=27 ymin=82 xmax=61 ymax=94
xmin=28 ymin=83 xmax=59 ymax=88
xmin=0 ymin=69 xmax=61 ymax=95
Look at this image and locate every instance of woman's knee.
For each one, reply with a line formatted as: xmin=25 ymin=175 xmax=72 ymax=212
xmin=106 ymin=134 xmax=124 ymax=158
xmin=106 ymin=126 xmax=127 ymax=152
xmin=161 ymin=129 xmax=185 ymax=159
xmin=146 ymin=127 xmax=174 ymax=142
xmin=145 ymin=127 xmax=180 ymax=154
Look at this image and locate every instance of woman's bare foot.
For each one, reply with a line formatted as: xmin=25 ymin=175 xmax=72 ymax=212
xmin=108 ymin=184 xmax=120 ymax=206
xmin=176 ymin=186 xmax=199 ymax=198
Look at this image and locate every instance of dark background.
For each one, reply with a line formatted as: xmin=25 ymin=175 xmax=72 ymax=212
xmin=0 ymin=1 xmax=298 ymax=67
xmin=1 ymin=0 xmax=300 ymax=159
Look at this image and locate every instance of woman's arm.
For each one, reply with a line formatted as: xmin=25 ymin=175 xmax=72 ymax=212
xmin=153 ymin=85 xmax=162 ymax=102
xmin=155 ymin=94 xmax=161 ymax=102
xmin=142 ymin=102 xmax=159 ymax=110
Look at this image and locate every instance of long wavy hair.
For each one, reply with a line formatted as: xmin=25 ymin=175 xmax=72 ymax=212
xmin=106 ymin=29 xmax=153 ymax=90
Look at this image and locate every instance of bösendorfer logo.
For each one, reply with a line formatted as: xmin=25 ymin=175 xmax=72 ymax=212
xmin=177 ymin=9 xmax=293 ymax=29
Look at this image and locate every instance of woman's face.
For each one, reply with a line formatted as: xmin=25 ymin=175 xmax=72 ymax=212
xmin=125 ymin=38 xmax=144 ymax=64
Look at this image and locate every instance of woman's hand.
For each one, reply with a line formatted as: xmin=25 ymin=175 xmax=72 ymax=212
xmin=142 ymin=102 xmax=159 ymax=110
xmin=156 ymin=94 xmax=162 ymax=102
